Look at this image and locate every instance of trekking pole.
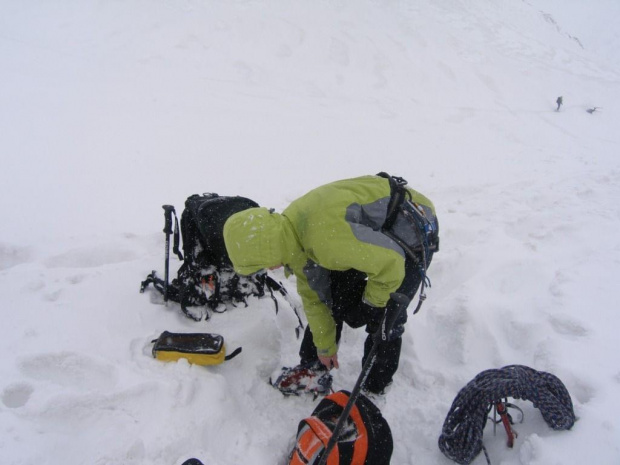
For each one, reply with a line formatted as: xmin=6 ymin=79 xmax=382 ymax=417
xmin=162 ymin=205 xmax=176 ymax=304
xmin=317 ymin=293 xmax=410 ymax=465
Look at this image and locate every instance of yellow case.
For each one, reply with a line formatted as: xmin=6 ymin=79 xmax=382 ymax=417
xmin=152 ymin=331 xmax=229 ymax=366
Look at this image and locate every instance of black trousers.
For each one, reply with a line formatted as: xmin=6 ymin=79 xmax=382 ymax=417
xmin=299 ymin=255 xmax=429 ymax=394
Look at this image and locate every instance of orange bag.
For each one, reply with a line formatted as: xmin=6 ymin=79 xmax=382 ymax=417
xmin=288 ymin=390 xmax=392 ymax=465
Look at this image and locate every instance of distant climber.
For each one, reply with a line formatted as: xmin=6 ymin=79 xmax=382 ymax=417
xmin=587 ymin=107 xmax=599 ymax=114
xmin=556 ymin=96 xmax=563 ymax=111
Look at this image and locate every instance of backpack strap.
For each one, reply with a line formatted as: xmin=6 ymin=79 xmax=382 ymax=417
xmin=376 ymin=172 xmax=410 ymax=231
xmin=225 ymin=346 xmax=243 ymax=361
xmin=376 ymin=172 xmax=431 ymax=314
xmin=263 ymin=274 xmax=305 ymax=338
xmin=140 ymin=270 xmax=181 ymax=303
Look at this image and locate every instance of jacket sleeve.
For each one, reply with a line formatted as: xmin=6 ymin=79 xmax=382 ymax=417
xmin=294 ymin=262 xmax=339 ymax=357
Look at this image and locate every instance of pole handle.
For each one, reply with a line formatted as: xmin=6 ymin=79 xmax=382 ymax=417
xmin=162 ymin=205 xmax=175 ymax=234
xmin=162 ymin=205 xmax=175 ymax=302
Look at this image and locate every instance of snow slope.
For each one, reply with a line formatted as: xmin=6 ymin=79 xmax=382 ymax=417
xmin=1 ymin=1 xmax=619 ymax=464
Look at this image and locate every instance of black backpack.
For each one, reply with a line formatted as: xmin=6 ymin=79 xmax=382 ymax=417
xmin=141 ymin=193 xmax=303 ymax=332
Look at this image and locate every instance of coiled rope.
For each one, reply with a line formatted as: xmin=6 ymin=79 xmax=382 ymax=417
xmin=438 ymin=365 xmax=576 ymax=464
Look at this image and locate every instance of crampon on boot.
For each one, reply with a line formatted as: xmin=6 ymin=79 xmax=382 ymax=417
xmin=270 ymin=362 xmax=333 ymax=397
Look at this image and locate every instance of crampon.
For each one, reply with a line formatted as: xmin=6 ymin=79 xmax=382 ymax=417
xmin=271 ymin=362 xmax=333 ymax=398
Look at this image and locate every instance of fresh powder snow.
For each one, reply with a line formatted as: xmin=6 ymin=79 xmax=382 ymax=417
xmin=1 ymin=1 xmax=619 ymax=464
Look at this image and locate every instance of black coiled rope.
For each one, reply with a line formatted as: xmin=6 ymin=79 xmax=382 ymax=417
xmin=438 ymin=365 xmax=576 ymax=464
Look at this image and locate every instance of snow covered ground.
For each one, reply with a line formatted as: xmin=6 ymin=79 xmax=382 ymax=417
xmin=1 ymin=1 xmax=619 ymax=464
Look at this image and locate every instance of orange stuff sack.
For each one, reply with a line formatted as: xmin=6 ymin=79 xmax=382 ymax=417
xmin=288 ymin=390 xmax=392 ymax=465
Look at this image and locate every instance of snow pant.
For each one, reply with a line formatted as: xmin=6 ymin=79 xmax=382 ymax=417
xmin=299 ymin=253 xmax=431 ymax=394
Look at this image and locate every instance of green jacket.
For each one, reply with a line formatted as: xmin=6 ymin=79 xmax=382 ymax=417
xmin=223 ymin=175 xmax=436 ymax=357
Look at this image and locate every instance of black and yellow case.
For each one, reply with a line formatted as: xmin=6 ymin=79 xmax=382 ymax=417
xmin=151 ymin=331 xmax=241 ymax=366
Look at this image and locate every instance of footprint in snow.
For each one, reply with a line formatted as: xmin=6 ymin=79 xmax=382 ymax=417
xmin=547 ymin=314 xmax=588 ymax=338
xmin=1 ymin=382 xmax=34 ymax=408
xmin=18 ymin=351 xmax=118 ymax=391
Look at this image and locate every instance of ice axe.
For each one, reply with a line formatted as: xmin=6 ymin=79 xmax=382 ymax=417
xmin=317 ymin=292 xmax=411 ymax=465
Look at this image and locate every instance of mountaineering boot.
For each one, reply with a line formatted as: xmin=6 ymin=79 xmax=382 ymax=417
xmin=270 ymin=361 xmax=333 ymax=397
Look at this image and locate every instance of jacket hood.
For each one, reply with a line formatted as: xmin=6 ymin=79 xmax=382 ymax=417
xmin=223 ymin=207 xmax=290 ymax=275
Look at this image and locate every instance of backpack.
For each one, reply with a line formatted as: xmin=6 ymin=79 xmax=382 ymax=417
xmin=141 ymin=193 xmax=304 ymax=333
xmin=289 ymin=390 xmax=393 ymax=465
xmin=376 ymin=172 xmax=439 ymax=314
